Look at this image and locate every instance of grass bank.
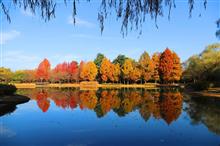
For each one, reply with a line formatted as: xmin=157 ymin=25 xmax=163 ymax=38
xmin=12 ymin=82 xmax=163 ymax=89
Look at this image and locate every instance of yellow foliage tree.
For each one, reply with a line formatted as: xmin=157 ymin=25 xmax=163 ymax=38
xmin=171 ymin=52 xmax=182 ymax=82
xmin=112 ymin=63 xmax=120 ymax=82
xmin=138 ymin=52 xmax=153 ymax=83
xmin=80 ymin=61 xmax=98 ymax=81
xmin=151 ymin=53 xmax=160 ymax=83
xmin=100 ymin=58 xmax=111 ymax=82
xmin=130 ymin=67 xmax=141 ymax=83
xmin=121 ymin=59 xmax=133 ymax=83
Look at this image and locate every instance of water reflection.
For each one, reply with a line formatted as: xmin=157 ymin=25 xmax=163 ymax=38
xmin=21 ymin=88 xmax=183 ymax=125
xmin=184 ymin=95 xmax=220 ymax=135
xmin=1 ymin=88 xmax=219 ymax=146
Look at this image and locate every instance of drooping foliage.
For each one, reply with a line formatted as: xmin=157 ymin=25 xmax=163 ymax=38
xmin=1 ymin=0 xmax=217 ymax=37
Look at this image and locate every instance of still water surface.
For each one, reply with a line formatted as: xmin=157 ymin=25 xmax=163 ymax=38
xmin=0 ymin=88 xmax=220 ymax=146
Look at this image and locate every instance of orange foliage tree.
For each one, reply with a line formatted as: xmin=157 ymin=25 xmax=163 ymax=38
xmin=159 ymin=48 xmax=174 ymax=83
xmin=130 ymin=66 xmax=141 ymax=83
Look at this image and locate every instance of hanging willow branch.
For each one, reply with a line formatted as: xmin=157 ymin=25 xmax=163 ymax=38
xmin=1 ymin=0 xmax=218 ymax=37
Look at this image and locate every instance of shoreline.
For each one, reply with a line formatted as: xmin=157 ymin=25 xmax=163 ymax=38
xmin=11 ymin=83 xmax=220 ymax=98
xmin=185 ymin=88 xmax=220 ymax=98
xmin=11 ymin=83 xmax=182 ymax=89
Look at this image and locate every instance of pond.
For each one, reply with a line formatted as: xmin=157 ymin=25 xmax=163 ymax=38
xmin=0 ymin=88 xmax=220 ymax=146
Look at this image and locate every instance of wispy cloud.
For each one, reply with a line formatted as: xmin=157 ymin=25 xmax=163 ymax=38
xmin=0 ymin=123 xmax=16 ymax=138
xmin=0 ymin=30 xmax=20 ymax=44
xmin=21 ymin=9 xmax=34 ymax=17
xmin=4 ymin=51 xmax=41 ymax=70
xmin=68 ymin=16 xmax=95 ymax=28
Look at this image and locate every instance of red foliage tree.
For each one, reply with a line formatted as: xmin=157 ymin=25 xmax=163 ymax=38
xmin=159 ymin=48 xmax=174 ymax=83
xmin=68 ymin=61 xmax=78 ymax=82
xmin=53 ymin=62 xmax=69 ymax=82
xmin=52 ymin=61 xmax=78 ymax=83
xmin=36 ymin=58 xmax=51 ymax=81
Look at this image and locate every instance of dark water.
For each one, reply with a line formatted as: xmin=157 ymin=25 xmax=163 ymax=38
xmin=0 ymin=88 xmax=220 ymax=146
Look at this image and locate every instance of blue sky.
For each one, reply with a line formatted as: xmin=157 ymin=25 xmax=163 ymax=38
xmin=1 ymin=0 xmax=219 ymax=70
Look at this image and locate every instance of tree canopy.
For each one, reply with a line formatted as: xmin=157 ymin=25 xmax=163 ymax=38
xmin=183 ymin=43 xmax=220 ymax=83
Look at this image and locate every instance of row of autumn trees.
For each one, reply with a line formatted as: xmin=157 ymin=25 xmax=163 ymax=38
xmin=0 ymin=48 xmax=182 ymax=84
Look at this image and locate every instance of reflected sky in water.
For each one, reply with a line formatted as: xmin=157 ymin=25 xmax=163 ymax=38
xmin=0 ymin=88 xmax=220 ymax=146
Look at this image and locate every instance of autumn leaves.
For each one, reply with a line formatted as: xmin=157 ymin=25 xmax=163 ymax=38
xmin=159 ymin=48 xmax=182 ymax=83
xmin=79 ymin=61 xmax=97 ymax=81
xmin=34 ymin=48 xmax=182 ymax=84
xmin=100 ymin=58 xmax=120 ymax=82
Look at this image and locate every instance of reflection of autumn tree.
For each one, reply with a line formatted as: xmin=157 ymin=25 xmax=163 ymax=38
xmin=96 ymin=90 xmax=121 ymax=117
xmin=21 ymin=88 xmax=183 ymax=124
xmin=35 ymin=90 xmax=50 ymax=112
xmin=79 ymin=91 xmax=97 ymax=110
xmin=116 ymin=91 xmax=142 ymax=115
xmin=139 ymin=92 xmax=154 ymax=121
xmin=151 ymin=92 xmax=161 ymax=119
xmin=123 ymin=91 xmax=141 ymax=113
xmin=50 ymin=90 xmax=80 ymax=109
xmin=160 ymin=92 xmax=183 ymax=124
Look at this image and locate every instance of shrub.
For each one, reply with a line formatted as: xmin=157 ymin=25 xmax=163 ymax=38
xmin=190 ymin=81 xmax=211 ymax=91
xmin=0 ymin=84 xmax=17 ymax=95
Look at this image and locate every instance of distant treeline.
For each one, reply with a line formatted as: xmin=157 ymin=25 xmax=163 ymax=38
xmin=0 ymin=48 xmax=182 ymax=84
